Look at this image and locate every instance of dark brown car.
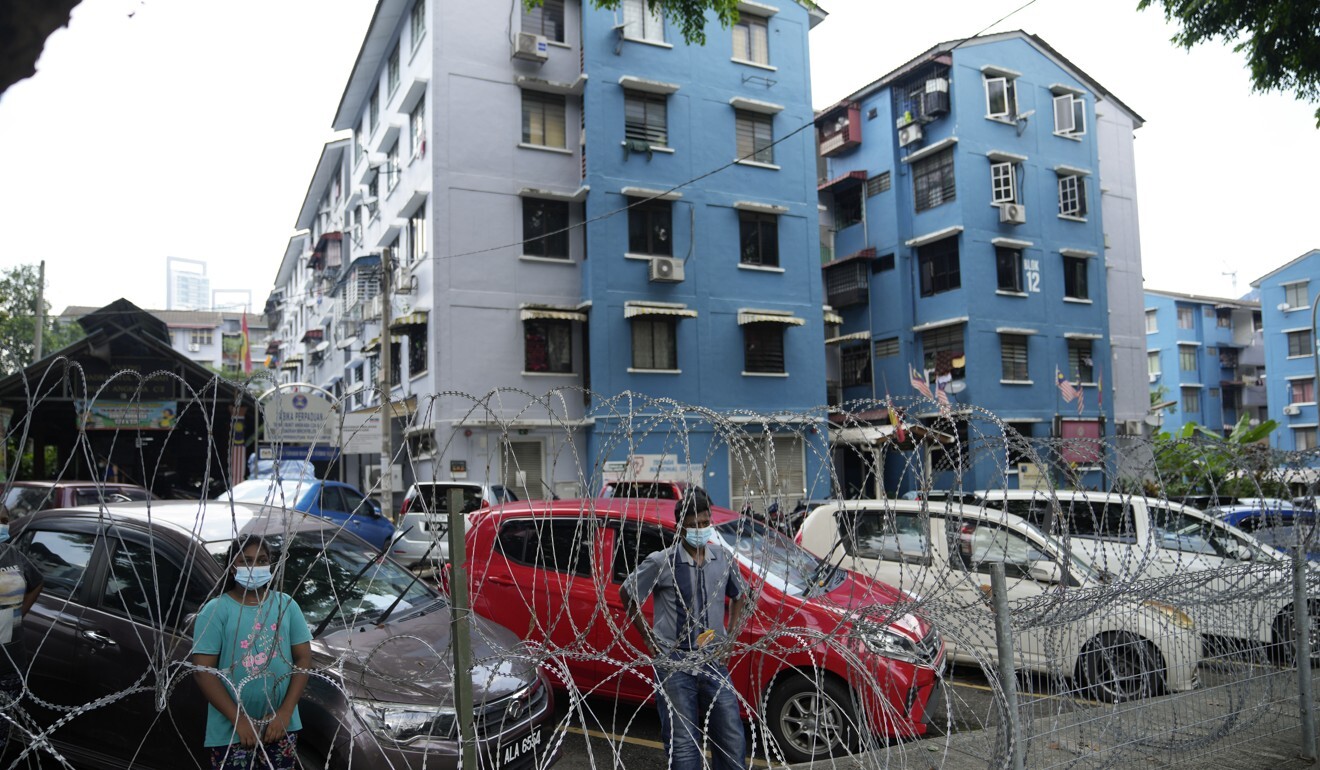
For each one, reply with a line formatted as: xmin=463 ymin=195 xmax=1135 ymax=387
xmin=11 ymin=501 xmax=556 ymax=770
xmin=2 ymin=480 xmax=152 ymax=517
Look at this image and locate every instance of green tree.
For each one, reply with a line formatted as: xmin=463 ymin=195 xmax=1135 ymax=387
xmin=1149 ymin=414 xmax=1287 ymax=498
xmin=525 ymin=0 xmax=742 ymax=45
xmin=1138 ymin=0 xmax=1320 ymax=125
xmin=0 ymin=264 xmax=85 ymax=375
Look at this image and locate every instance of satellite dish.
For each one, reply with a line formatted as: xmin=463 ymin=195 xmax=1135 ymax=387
xmin=1144 ymin=414 xmax=1161 ymax=427
xmin=948 ymin=380 xmax=967 ymax=394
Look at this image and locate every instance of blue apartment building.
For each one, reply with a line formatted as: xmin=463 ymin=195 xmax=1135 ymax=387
xmin=1252 ymin=249 xmax=1320 ymax=454
xmin=1143 ymin=290 xmax=1265 ymax=437
xmin=814 ymin=32 xmax=1142 ymax=493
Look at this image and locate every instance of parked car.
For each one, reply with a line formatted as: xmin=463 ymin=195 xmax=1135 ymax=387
xmin=393 ymin=482 xmax=519 ymax=565
xmin=11 ymin=500 xmax=556 ymax=770
xmin=798 ymin=500 xmax=1201 ymax=702
xmin=599 ymin=480 xmax=706 ymax=501
xmin=467 ymin=498 xmax=946 ymax=763
xmin=2 ymin=480 xmax=152 ymax=517
xmin=971 ymin=489 xmax=1315 ymax=659
xmin=216 ymin=479 xmax=394 ymax=550
xmin=1209 ymin=503 xmax=1320 ymax=562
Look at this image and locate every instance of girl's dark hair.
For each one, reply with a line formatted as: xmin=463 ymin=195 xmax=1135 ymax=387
xmin=221 ymin=535 xmax=275 ymax=592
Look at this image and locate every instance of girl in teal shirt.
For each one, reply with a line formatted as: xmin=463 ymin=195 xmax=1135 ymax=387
xmin=192 ymin=536 xmax=312 ymax=769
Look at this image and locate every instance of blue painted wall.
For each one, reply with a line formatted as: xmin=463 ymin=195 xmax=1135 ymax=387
xmin=1256 ymin=250 xmax=1320 ymax=452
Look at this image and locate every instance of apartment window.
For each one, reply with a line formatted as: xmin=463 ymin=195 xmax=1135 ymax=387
xmin=1182 ymin=387 xmax=1201 ymax=414
xmin=1286 ymin=282 xmax=1309 ymax=309
xmin=628 ymin=198 xmax=672 ymax=255
xmin=1179 ymin=344 xmax=1198 ymax=372
xmin=1000 ymin=334 xmax=1028 ymax=381
xmin=743 ymin=323 xmax=785 ymax=374
xmin=835 ymin=187 xmax=863 ymax=228
xmin=1053 ymin=93 xmax=1086 ymax=136
xmin=189 ymin=329 xmax=212 ymax=347
xmin=522 ymin=0 xmax=565 ymax=42
xmin=621 ymin=0 xmax=664 ymax=43
xmin=1058 ymin=174 xmax=1088 ymax=218
xmin=841 ymin=342 xmax=870 ymax=387
xmin=369 ymin=88 xmax=380 ymax=135
xmin=410 ymin=97 xmax=426 ymax=160
xmin=402 ymin=323 xmax=427 ymax=376
xmin=1216 ymin=309 xmax=1232 ymax=328
xmin=874 ymin=337 xmax=899 ymax=359
xmin=624 ymin=90 xmax=668 ymax=146
xmin=523 ymin=198 xmax=570 ymax=259
xmin=1146 ymin=309 xmax=1158 ymax=333
xmin=738 ymin=211 xmax=778 ymax=267
xmin=984 ymin=75 xmax=1017 ymax=119
xmin=1288 ymin=329 xmax=1313 ymax=357
xmin=1296 ymin=427 xmax=1318 ymax=451
xmin=824 ymin=261 xmax=867 ymax=307
xmin=387 ymin=44 xmax=400 ymax=96
xmin=918 ymin=237 xmax=960 ymax=297
xmin=735 ymin=110 xmax=774 ymax=164
xmin=1290 ymin=379 xmax=1315 ymax=404
xmin=410 ymin=0 xmax=426 ymax=51
xmin=912 ymin=148 xmax=955 ymax=212
xmin=385 ymin=141 xmax=400 ymax=192
xmin=922 ymin=325 xmax=965 ymax=381
xmin=1068 ymin=339 xmax=1094 ymax=382
xmin=525 ymin=319 xmax=572 ymax=373
xmin=1063 ymin=256 xmax=1088 ymax=300
xmin=1253 ymin=311 xmax=1263 ymax=332
xmin=732 ymin=13 xmax=769 ymax=65
xmin=521 ymin=90 xmax=566 ymax=148
xmin=866 ymin=171 xmax=891 ymax=197
xmin=390 ymin=340 xmax=402 ymax=386
xmin=1148 ymin=350 xmax=1161 ymax=375
xmin=406 ymin=203 xmax=427 ymax=265
xmin=355 ymin=122 xmax=366 ymax=163
xmin=990 ymin=161 xmax=1018 ymax=204
xmin=632 ymin=317 xmax=677 ymax=369
xmin=995 ymin=247 xmax=1022 ymax=292
xmin=1177 ymin=306 xmax=1194 ymax=329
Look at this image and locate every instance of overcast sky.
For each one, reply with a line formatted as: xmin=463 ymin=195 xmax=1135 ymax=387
xmin=1 ymin=0 xmax=1316 ymax=315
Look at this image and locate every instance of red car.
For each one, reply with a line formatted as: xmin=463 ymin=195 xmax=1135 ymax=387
xmin=466 ymin=498 xmax=945 ymax=763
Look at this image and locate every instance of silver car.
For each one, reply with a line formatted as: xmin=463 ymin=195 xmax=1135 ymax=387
xmin=392 ymin=482 xmax=519 ymax=566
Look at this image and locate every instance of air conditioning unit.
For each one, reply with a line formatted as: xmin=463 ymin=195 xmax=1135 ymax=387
xmin=1148 ymin=372 xmax=1159 ymax=383
xmin=513 ymin=32 xmax=549 ymax=62
xmin=897 ymin=123 xmax=923 ymax=148
xmin=1284 ymin=404 xmax=1302 ymax=416
xmin=188 ymin=343 xmax=200 ymax=352
xmin=999 ymin=203 xmax=1027 ymax=225
xmin=648 ymin=256 xmax=685 ymax=283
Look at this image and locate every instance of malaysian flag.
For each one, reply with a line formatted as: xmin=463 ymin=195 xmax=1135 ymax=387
xmin=1056 ymin=366 xmax=1078 ymax=403
xmin=910 ymin=363 xmax=934 ymax=400
xmin=1076 ymin=383 xmax=1085 ymax=415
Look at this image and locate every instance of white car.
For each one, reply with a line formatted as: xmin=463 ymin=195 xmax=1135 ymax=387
xmin=971 ymin=490 xmax=1314 ymax=659
xmin=798 ymin=500 xmax=1201 ymax=701
xmin=392 ymin=481 xmax=519 ymax=566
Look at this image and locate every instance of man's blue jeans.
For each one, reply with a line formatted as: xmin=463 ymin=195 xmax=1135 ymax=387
xmin=654 ymin=657 xmax=746 ymax=770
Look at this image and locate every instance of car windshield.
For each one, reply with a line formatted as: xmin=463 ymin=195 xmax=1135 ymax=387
xmin=714 ymin=517 xmax=820 ymax=598
xmin=220 ymin=480 xmax=313 ymax=505
xmin=210 ymin=532 xmax=440 ymax=631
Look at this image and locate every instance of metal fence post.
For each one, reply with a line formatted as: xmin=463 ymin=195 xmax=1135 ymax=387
xmin=1294 ymin=547 xmax=1316 ymax=760
xmin=990 ymin=563 xmax=1025 ymax=770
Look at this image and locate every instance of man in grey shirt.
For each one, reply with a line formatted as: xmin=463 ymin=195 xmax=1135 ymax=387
xmin=620 ymin=489 xmax=748 ymax=770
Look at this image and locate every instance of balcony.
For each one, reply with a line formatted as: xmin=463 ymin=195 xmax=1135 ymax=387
xmin=817 ymin=102 xmax=861 ymax=157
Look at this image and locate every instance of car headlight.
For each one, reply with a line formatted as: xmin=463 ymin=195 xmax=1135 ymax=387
xmin=351 ymin=699 xmax=457 ymax=743
xmin=856 ymin=622 xmax=922 ymax=664
xmin=1142 ymin=600 xmax=1195 ymax=630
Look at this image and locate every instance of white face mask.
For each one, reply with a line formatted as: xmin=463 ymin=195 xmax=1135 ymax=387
xmin=683 ymin=526 xmax=714 ymax=548
xmin=0 ymin=524 xmax=9 ymax=544
xmin=234 ymin=565 xmax=273 ymax=590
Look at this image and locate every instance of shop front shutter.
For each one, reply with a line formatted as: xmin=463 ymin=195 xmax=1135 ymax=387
xmin=503 ymin=440 xmax=546 ymax=499
xmin=729 ymin=434 xmax=806 ymax=513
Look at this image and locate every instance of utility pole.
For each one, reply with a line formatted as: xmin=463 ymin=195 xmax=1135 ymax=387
xmin=33 ymin=260 xmax=45 ymax=360
xmin=378 ymin=247 xmax=393 ymax=519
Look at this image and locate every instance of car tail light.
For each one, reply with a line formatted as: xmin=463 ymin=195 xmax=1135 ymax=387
xmin=793 ymin=529 xmax=803 ymax=545
xmin=400 ymin=497 xmax=412 ymax=517
xmin=437 ymin=563 xmax=452 ymax=595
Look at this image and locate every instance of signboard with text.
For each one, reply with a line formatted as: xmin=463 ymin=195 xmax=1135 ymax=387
xmin=76 ymin=400 xmax=179 ymax=431
xmin=340 ymin=410 xmax=383 ymax=454
xmin=261 ymin=391 xmax=337 ymax=445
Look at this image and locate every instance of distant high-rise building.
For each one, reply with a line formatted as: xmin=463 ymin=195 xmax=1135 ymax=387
xmin=166 ymin=257 xmax=210 ymax=310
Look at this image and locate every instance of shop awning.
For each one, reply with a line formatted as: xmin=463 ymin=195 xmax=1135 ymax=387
xmin=817 ymin=170 xmax=867 ymax=193
xmin=823 ymin=307 xmax=843 ymax=325
xmin=624 ymin=303 xmax=698 ymax=319
xmin=389 ymin=311 xmax=429 ymax=328
xmin=826 ymin=331 xmax=870 ymax=345
xmin=738 ymin=310 xmax=805 ymax=326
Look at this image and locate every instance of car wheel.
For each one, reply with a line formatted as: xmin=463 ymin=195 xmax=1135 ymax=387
xmin=1272 ymin=600 xmax=1320 ymax=666
xmin=765 ymin=671 xmax=858 ymax=764
xmin=297 ymin=743 xmax=327 ymax=770
xmin=1077 ymin=633 xmax=1164 ymax=703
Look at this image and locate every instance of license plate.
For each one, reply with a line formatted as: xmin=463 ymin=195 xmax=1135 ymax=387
xmin=498 ymin=727 xmax=541 ymax=767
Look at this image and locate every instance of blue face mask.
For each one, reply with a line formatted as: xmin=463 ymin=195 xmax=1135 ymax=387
xmin=234 ymin=565 xmax=273 ymax=590
xmin=0 ymin=525 xmax=9 ymax=544
xmin=683 ymin=526 xmax=713 ymax=548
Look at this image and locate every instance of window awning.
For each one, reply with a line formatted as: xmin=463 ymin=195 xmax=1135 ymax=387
xmin=826 ymin=331 xmax=869 ymax=345
xmin=624 ymin=303 xmax=697 ymax=319
xmin=824 ymin=307 xmax=843 ymax=325
xmin=738 ymin=310 xmax=805 ymax=326
xmin=282 ymin=354 xmax=304 ymax=364
xmin=301 ymin=329 xmax=324 ymax=343
xmin=830 ymin=423 xmax=955 ymax=447
xmin=520 ymin=308 xmax=588 ymax=322
xmin=817 ymin=170 xmax=866 ymax=193
xmin=389 ymin=310 xmax=429 ymax=328
xmin=280 ymin=359 xmax=301 ymax=370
